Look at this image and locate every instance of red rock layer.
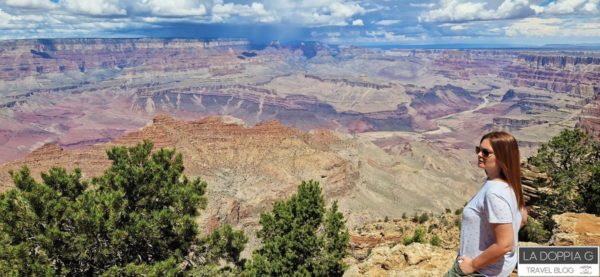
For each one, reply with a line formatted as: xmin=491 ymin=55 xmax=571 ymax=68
xmin=0 ymin=115 xmax=356 ymax=234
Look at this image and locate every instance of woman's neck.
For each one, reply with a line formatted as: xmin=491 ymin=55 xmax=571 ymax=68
xmin=485 ymin=169 xmax=504 ymax=181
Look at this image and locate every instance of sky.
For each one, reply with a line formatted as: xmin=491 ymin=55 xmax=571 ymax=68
xmin=0 ymin=0 xmax=599 ymax=46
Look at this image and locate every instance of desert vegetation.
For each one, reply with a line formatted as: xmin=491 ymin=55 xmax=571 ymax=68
xmin=2 ymin=126 xmax=600 ymax=275
xmin=521 ymin=128 xmax=600 ymax=242
xmin=0 ymin=141 xmax=348 ymax=276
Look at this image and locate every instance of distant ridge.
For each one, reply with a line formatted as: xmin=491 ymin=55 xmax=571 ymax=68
xmin=359 ymin=43 xmax=600 ymax=50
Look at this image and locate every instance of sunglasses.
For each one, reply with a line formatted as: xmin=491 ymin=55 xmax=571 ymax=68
xmin=475 ymin=146 xmax=494 ymax=158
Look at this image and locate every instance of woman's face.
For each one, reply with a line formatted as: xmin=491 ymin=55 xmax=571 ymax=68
xmin=477 ymin=138 xmax=500 ymax=175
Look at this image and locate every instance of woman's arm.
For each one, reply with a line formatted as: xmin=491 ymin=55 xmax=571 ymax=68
xmin=520 ymin=207 xmax=528 ymax=229
xmin=459 ymin=223 xmax=514 ymax=274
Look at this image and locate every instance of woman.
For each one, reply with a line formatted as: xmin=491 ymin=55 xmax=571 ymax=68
xmin=445 ymin=131 xmax=528 ymax=277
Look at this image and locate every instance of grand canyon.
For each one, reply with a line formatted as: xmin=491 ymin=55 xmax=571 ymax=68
xmin=1 ymin=38 xmax=600 ymax=259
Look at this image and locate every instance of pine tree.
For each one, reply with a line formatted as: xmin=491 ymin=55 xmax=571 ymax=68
xmin=0 ymin=140 xmax=247 ymax=275
xmin=243 ymin=180 xmax=349 ymax=276
xmin=529 ymin=128 xmax=600 ymax=216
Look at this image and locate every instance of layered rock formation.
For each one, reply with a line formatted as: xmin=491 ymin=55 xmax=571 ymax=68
xmin=0 ymin=38 xmax=249 ymax=80
xmin=408 ymin=85 xmax=482 ymax=120
xmin=2 ymin=40 xmax=594 ymax=168
xmin=0 ymin=115 xmax=481 ymax=248
xmin=577 ymin=97 xmax=600 ymax=139
xmin=491 ymin=117 xmax=549 ymax=131
xmin=133 ymin=87 xmax=414 ymax=133
xmin=501 ymin=53 xmax=600 ymax=98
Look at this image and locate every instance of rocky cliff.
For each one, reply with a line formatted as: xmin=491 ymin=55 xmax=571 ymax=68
xmin=408 ymin=85 xmax=482 ymax=120
xmin=0 ymin=115 xmax=481 ymax=249
xmin=0 ymin=38 xmax=249 ymax=80
xmin=500 ymin=54 xmax=600 ymax=98
xmin=577 ymin=97 xmax=600 ymax=139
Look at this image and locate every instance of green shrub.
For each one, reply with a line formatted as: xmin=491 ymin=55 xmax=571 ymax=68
xmin=0 ymin=141 xmax=247 ymax=275
xmin=430 ymin=235 xmax=441 ymax=246
xmin=454 ymin=208 xmax=463 ymax=215
xmin=243 ymin=180 xmax=349 ymax=277
xmin=411 ymin=213 xmax=419 ymax=223
xmin=454 ymin=217 xmax=461 ymax=228
xmin=412 ymin=228 xmax=426 ymax=244
xmin=402 ymin=228 xmax=426 ymax=246
xmin=418 ymin=213 xmax=429 ymax=224
xmin=428 ymin=224 xmax=438 ymax=233
xmin=529 ymin=128 xmax=600 ymax=215
xmin=527 ymin=128 xmax=600 ymax=231
xmin=518 ymin=218 xmax=551 ymax=243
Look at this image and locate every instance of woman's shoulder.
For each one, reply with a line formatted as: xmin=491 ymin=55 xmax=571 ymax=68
xmin=484 ymin=179 xmax=512 ymax=195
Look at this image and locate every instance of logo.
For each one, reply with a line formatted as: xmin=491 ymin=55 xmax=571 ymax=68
xmin=580 ymin=265 xmax=592 ymax=275
xmin=518 ymin=246 xmax=599 ymax=277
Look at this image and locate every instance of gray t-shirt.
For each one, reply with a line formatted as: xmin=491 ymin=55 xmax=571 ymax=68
xmin=459 ymin=180 xmax=521 ymax=277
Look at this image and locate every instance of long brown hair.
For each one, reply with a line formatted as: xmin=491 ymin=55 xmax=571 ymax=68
xmin=481 ymin=131 xmax=525 ymax=209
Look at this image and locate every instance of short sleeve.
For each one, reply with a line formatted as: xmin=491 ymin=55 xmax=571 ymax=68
xmin=485 ymin=192 xmax=512 ymax=224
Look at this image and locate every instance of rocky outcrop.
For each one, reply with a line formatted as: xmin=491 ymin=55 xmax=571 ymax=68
xmin=550 ymin=213 xmax=600 ymax=246
xmin=577 ymin=97 xmax=600 ymax=139
xmin=519 ymin=55 xmax=600 ymax=69
xmin=304 ymin=74 xmax=392 ymax=90
xmin=491 ymin=117 xmax=548 ymax=131
xmin=510 ymin=100 xmax=559 ymax=114
xmin=1 ymin=115 xmax=483 ymax=252
xmin=521 ymin=164 xmax=551 ymax=205
xmin=133 ymin=90 xmax=413 ymax=133
xmin=0 ymin=38 xmax=249 ymax=81
xmin=0 ymin=115 xmax=356 ymax=229
xmin=500 ymin=54 xmax=600 ymax=97
xmin=344 ymin=243 xmax=456 ymax=277
xmin=501 ymin=89 xmax=552 ymax=102
xmin=345 ymin=213 xmax=461 ymax=277
xmin=408 ymin=85 xmax=482 ymax=119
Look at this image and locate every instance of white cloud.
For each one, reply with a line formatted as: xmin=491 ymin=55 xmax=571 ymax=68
xmin=263 ymin=0 xmax=365 ymax=26
xmin=330 ymin=2 xmax=364 ymax=18
xmin=0 ymin=7 xmax=48 ymax=29
xmin=440 ymin=23 xmax=467 ymax=30
xmin=62 ymin=0 xmax=127 ymax=16
xmin=502 ymin=17 xmax=600 ymax=37
xmin=142 ymin=0 xmax=207 ymax=17
xmin=0 ymin=8 xmax=13 ymax=26
xmin=1 ymin=0 xmax=598 ymax=44
xmin=375 ymin=19 xmax=400 ymax=25
xmin=3 ymin=0 xmax=57 ymax=9
xmin=420 ymin=0 xmax=494 ymax=22
xmin=410 ymin=3 xmax=436 ymax=8
xmin=531 ymin=0 xmax=599 ymax=14
xmin=61 ymin=0 xmax=210 ymax=17
xmin=212 ymin=2 xmax=274 ymax=22
xmin=365 ymin=30 xmax=422 ymax=42
xmin=0 ymin=0 xmax=368 ymax=34
xmin=420 ymin=0 xmax=535 ymax=22
xmin=496 ymin=0 xmax=531 ymax=17
xmin=504 ymin=17 xmax=561 ymax=37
